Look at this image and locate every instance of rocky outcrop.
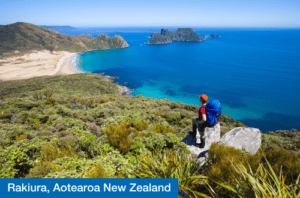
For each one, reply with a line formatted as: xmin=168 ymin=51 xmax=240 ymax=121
xmin=86 ymin=34 xmax=129 ymax=50
xmin=204 ymin=123 xmax=221 ymax=149
xmin=210 ymin=34 xmax=220 ymax=38
xmin=218 ymin=127 xmax=261 ymax=154
xmin=183 ymin=124 xmax=262 ymax=167
xmin=173 ymin=28 xmax=203 ymax=42
xmin=183 ymin=123 xmax=221 ymax=166
xmin=146 ymin=33 xmax=172 ymax=44
xmin=147 ymin=28 xmax=206 ymax=44
xmin=77 ymin=34 xmax=94 ymax=41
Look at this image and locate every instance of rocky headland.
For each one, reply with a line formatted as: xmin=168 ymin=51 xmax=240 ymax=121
xmin=0 ymin=22 xmax=129 ymax=56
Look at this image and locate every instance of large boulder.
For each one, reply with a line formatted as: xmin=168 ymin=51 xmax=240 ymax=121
xmin=218 ymin=127 xmax=261 ymax=154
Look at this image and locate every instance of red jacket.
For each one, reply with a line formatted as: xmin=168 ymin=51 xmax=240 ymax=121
xmin=198 ymin=105 xmax=206 ymax=120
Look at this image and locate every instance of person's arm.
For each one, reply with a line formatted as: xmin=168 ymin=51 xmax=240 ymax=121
xmin=199 ymin=114 xmax=206 ymax=124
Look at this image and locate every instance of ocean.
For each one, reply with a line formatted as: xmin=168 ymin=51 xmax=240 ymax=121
xmin=57 ymin=27 xmax=300 ymax=132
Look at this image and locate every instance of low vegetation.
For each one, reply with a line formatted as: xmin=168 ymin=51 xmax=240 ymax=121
xmin=0 ymin=73 xmax=299 ymax=197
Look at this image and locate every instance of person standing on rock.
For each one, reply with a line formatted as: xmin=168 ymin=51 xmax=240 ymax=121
xmin=191 ymin=94 xmax=212 ymax=148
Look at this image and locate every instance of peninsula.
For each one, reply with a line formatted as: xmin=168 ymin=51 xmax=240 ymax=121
xmin=0 ymin=22 xmax=129 ymax=56
xmin=146 ymin=28 xmax=220 ymax=44
xmin=0 ymin=22 xmax=129 ymax=81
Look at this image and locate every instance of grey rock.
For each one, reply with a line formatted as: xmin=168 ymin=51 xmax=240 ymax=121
xmin=218 ymin=127 xmax=261 ymax=154
xmin=161 ymin=29 xmax=176 ymax=41
xmin=210 ymin=34 xmax=220 ymax=38
xmin=146 ymin=32 xmax=172 ymax=44
xmin=204 ymin=123 xmax=221 ymax=149
xmin=183 ymin=123 xmax=221 ymax=167
xmin=174 ymin=28 xmax=202 ymax=41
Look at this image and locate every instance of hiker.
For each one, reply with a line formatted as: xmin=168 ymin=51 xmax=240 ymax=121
xmin=191 ymin=94 xmax=221 ymax=148
xmin=192 ymin=94 xmax=209 ymax=148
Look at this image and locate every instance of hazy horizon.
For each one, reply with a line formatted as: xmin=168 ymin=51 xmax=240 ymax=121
xmin=2 ymin=22 xmax=300 ymax=30
xmin=1 ymin=0 xmax=299 ymax=28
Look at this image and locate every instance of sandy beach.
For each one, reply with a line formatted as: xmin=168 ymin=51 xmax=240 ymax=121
xmin=0 ymin=50 xmax=77 ymax=81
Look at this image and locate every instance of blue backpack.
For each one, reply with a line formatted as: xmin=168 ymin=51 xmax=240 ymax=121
xmin=205 ymin=99 xmax=222 ymax=125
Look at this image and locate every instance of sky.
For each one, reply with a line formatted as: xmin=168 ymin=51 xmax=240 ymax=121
xmin=0 ymin=0 xmax=299 ymax=27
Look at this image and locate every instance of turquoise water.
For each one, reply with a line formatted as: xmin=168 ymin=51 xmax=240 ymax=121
xmin=59 ymin=27 xmax=300 ymax=132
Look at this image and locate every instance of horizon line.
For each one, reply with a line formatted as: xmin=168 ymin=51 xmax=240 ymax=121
xmin=1 ymin=22 xmax=299 ymax=29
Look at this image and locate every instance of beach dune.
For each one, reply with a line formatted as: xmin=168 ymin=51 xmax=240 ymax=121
xmin=0 ymin=50 xmax=77 ymax=81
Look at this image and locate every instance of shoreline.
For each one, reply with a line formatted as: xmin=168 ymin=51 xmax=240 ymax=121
xmin=0 ymin=50 xmax=76 ymax=81
xmin=0 ymin=49 xmax=133 ymax=96
xmin=59 ymin=51 xmax=134 ymax=96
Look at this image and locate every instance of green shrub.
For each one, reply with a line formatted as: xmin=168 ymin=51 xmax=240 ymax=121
xmin=95 ymin=118 xmax=104 ymax=126
xmin=86 ymin=163 xmax=110 ymax=178
xmin=264 ymin=147 xmax=300 ymax=184
xmin=45 ymin=98 xmax=56 ymax=105
xmin=15 ymin=134 xmax=27 ymax=141
xmin=151 ymin=123 xmax=176 ymax=135
xmin=143 ymin=131 xmax=166 ymax=151
xmin=104 ymin=121 xmax=138 ymax=153
xmin=207 ymin=143 xmax=262 ymax=196
xmin=136 ymin=149 xmax=208 ymax=198
xmin=40 ymin=142 xmax=77 ymax=163
xmin=78 ymin=132 xmax=100 ymax=158
xmin=0 ymin=110 xmax=11 ymax=119
xmin=160 ymin=111 xmax=181 ymax=124
xmin=80 ymin=115 xmax=94 ymax=122
xmin=134 ymin=120 xmax=149 ymax=131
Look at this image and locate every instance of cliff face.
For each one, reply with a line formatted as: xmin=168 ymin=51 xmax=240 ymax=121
xmin=147 ymin=28 xmax=205 ymax=44
xmin=0 ymin=22 xmax=129 ymax=56
xmin=86 ymin=34 xmax=129 ymax=50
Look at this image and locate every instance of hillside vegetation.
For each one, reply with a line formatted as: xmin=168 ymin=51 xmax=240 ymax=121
xmin=0 ymin=73 xmax=299 ymax=197
xmin=0 ymin=22 xmax=128 ymax=57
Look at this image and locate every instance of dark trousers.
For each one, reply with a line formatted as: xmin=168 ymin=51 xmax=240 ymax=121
xmin=192 ymin=120 xmax=213 ymax=145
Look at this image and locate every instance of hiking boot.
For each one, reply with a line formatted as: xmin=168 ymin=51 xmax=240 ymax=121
xmin=196 ymin=143 xmax=204 ymax=148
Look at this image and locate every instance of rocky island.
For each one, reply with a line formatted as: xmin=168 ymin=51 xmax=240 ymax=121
xmin=210 ymin=34 xmax=220 ymax=38
xmin=147 ymin=28 xmax=206 ymax=44
xmin=146 ymin=28 xmax=220 ymax=44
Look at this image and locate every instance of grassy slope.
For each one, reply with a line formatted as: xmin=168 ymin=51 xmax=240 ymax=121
xmin=0 ymin=22 xmax=90 ymax=55
xmin=0 ymin=73 xmax=299 ymax=180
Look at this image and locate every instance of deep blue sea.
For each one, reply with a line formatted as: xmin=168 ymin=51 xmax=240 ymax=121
xmin=57 ymin=27 xmax=300 ymax=132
